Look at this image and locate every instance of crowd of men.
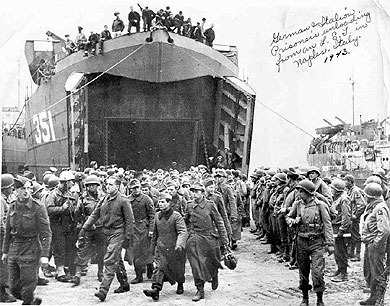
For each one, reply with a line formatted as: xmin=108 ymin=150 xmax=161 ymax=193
xmin=1 ymin=162 xmax=389 ymax=305
xmin=64 ymin=5 xmax=216 ymax=57
xmin=0 ymin=163 xmax=247 ymax=304
xmin=249 ymin=166 xmax=390 ymax=306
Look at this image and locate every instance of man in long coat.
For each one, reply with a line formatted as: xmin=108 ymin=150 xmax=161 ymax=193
xmin=128 ymin=179 xmax=155 ymax=284
xmin=143 ymin=193 xmax=188 ymax=301
xmin=185 ymin=182 xmax=229 ymax=302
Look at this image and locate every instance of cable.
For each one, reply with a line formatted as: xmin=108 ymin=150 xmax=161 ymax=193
xmin=176 ymin=44 xmax=360 ymax=167
xmin=24 ymin=42 xmax=147 ymax=125
xmin=2 ymin=101 xmax=26 ymax=136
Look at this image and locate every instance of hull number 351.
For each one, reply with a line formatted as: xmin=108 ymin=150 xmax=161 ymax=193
xmin=32 ymin=110 xmax=56 ymax=144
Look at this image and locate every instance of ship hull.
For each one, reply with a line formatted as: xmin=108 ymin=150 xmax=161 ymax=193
xmin=25 ymin=30 xmax=255 ymax=177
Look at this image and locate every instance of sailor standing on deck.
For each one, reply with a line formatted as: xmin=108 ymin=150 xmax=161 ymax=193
xmin=112 ymin=12 xmax=125 ymax=38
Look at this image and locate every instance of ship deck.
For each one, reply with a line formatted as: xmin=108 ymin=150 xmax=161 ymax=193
xmin=56 ymin=29 xmax=239 ymax=83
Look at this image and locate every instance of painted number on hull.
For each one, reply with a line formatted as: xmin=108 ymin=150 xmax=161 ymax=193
xmin=32 ymin=110 xmax=56 ymax=144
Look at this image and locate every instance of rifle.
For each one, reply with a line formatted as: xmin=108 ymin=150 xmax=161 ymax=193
xmin=137 ymin=3 xmax=143 ymax=11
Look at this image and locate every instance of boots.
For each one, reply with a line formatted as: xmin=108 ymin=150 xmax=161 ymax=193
xmin=130 ymin=266 xmax=143 ymax=284
xmin=331 ymin=271 xmax=348 ymax=282
xmin=192 ymin=289 xmax=205 ymax=302
xmin=374 ymin=286 xmax=385 ymax=306
xmin=231 ymin=240 xmax=237 ymax=250
xmin=114 ymin=283 xmax=130 ymax=293
xmin=192 ymin=284 xmax=205 ymax=302
xmin=94 ymin=290 xmax=106 ymax=302
xmin=146 ymin=263 xmax=154 ymax=279
xmin=316 ymin=291 xmax=325 ymax=306
xmin=360 ymin=286 xmax=377 ymax=305
xmin=143 ymin=288 xmax=159 ymax=301
xmin=300 ymin=290 xmax=309 ymax=306
xmin=0 ymin=286 xmax=16 ymax=303
xmin=176 ymin=283 xmax=184 ymax=294
xmin=211 ymin=273 xmax=219 ymax=290
xmin=350 ymin=242 xmax=362 ymax=262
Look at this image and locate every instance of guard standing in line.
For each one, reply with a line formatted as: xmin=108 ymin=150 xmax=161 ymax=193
xmin=72 ymin=175 xmax=105 ymax=286
xmin=286 ymin=180 xmax=334 ymax=306
xmin=79 ymin=175 xmax=134 ymax=301
xmin=2 ymin=176 xmax=52 ymax=305
xmin=307 ymin=166 xmax=332 ymax=204
xmin=0 ymin=174 xmax=17 ymax=303
xmin=360 ymin=183 xmax=390 ymax=306
xmin=280 ymin=168 xmax=300 ymax=268
xmin=128 ymin=179 xmax=155 ymax=284
xmin=143 ymin=192 xmax=188 ymax=301
xmin=344 ymin=174 xmax=366 ymax=261
xmin=329 ymin=178 xmax=352 ymax=282
xmin=185 ymin=182 xmax=229 ymax=302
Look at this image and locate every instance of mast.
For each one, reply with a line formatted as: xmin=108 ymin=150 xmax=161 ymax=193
xmin=350 ymin=74 xmax=355 ymax=127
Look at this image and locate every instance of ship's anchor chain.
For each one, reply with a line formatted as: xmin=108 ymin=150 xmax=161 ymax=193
xmin=200 ymin=119 xmax=210 ymax=170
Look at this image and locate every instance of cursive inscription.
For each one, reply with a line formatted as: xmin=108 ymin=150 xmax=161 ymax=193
xmin=270 ymin=8 xmax=371 ymax=72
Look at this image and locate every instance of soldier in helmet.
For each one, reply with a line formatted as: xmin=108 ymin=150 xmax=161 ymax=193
xmin=281 ymin=168 xmax=300 ymax=269
xmin=46 ymin=171 xmax=78 ymax=282
xmin=79 ymin=175 xmax=134 ymax=301
xmin=268 ymin=173 xmax=287 ymax=255
xmin=344 ymin=174 xmax=366 ymax=261
xmin=204 ymin=178 xmax=232 ymax=245
xmin=143 ymin=192 xmax=188 ymax=301
xmin=128 ymin=179 xmax=155 ymax=284
xmin=360 ymin=183 xmax=390 ymax=306
xmin=214 ymin=169 xmax=238 ymax=244
xmin=0 ymin=174 xmax=17 ymax=303
xmin=329 ymin=178 xmax=352 ymax=282
xmin=2 ymin=176 xmax=52 ymax=305
xmin=307 ymin=166 xmax=332 ymax=204
xmin=71 ymin=175 xmax=105 ymax=286
xmin=185 ymin=182 xmax=229 ymax=301
xmin=286 ymin=180 xmax=334 ymax=306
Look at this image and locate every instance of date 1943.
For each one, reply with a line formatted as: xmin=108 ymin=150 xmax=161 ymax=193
xmin=324 ymin=48 xmax=350 ymax=63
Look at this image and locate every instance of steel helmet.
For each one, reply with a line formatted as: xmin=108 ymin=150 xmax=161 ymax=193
xmin=373 ymin=168 xmax=387 ymax=182
xmin=32 ymin=182 xmax=44 ymax=196
xmin=274 ymin=173 xmax=287 ymax=183
xmin=1 ymin=174 xmax=14 ymax=189
xmin=364 ymin=175 xmax=382 ymax=186
xmin=344 ymin=174 xmax=355 ymax=183
xmin=364 ymin=182 xmax=383 ymax=199
xmin=59 ymin=171 xmax=75 ymax=181
xmin=43 ymin=173 xmax=53 ymax=186
xmin=307 ymin=166 xmax=321 ymax=176
xmin=265 ymin=169 xmax=276 ymax=177
xmin=330 ymin=178 xmax=345 ymax=192
xmin=296 ymin=180 xmax=316 ymax=195
xmin=84 ymin=175 xmax=101 ymax=186
xmin=47 ymin=176 xmax=60 ymax=189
